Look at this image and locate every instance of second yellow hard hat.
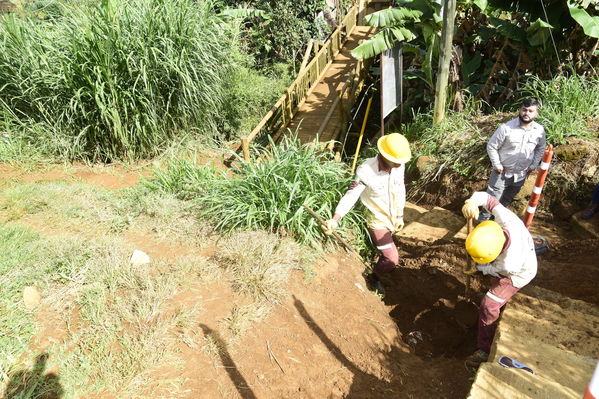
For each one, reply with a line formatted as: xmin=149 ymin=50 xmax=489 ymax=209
xmin=465 ymin=220 xmax=506 ymax=264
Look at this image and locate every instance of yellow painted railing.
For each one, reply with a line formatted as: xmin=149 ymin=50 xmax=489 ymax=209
xmin=238 ymin=0 xmax=387 ymax=162
xmin=240 ymin=5 xmax=363 ymax=162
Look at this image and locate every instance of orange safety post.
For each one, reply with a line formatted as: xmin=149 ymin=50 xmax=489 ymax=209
xmin=523 ymin=144 xmax=553 ymax=228
xmin=584 ymin=361 xmax=599 ymax=399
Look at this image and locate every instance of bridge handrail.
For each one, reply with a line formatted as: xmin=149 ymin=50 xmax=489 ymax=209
xmin=241 ymin=4 xmax=362 ymax=162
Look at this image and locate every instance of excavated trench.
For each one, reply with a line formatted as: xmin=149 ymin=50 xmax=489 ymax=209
xmin=378 ymin=212 xmax=599 ymax=368
xmin=379 ymin=239 xmax=481 ymax=360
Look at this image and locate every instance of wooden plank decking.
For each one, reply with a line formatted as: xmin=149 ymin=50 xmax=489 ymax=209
xmin=282 ymin=25 xmax=376 ymax=145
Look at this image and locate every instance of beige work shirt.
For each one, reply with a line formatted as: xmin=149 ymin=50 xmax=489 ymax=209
xmin=334 ymin=155 xmax=405 ymax=232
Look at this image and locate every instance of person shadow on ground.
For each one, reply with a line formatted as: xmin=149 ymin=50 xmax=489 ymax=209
xmin=199 ymin=324 xmax=257 ymax=399
xmin=3 ymin=353 xmax=63 ymax=399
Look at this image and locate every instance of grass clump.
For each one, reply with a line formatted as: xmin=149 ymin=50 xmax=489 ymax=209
xmin=197 ymin=136 xmax=368 ymax=249
xmin=215 ymin=230 xmax=303 ymax=303
xmin=518 ymin=74 xmax=599 ymax=145
xmin=144 ymin=136 xmax=369 ymax=250
xmin=142 ymin=159 xmax=223 ymax=200
xmin=224 ymin=302 xmax=272 ymax=341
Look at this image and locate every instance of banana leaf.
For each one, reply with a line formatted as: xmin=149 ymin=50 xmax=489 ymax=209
xmin=568 ymin=3 xmax=599 ymax=38
xmin=364 ymin=8 xmax=422 ymax=27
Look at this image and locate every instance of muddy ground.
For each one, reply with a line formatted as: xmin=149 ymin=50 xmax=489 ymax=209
xmin=2 ymin=162 xmax=598 ymax=398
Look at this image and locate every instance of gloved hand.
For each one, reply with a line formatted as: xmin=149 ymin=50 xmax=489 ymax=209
xmin=321 ymin=219 xmax=338 ymax=235
xmin=462 ymin=199 xmax=479 ymax=220
xmin=476 ymin=264 xmax=501 ymax=277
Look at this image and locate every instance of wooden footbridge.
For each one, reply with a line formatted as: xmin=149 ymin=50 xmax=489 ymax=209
xmin=239 ymin=0 xmax=388 ymax=162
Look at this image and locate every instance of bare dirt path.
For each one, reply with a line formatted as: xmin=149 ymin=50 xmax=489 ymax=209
xmin=3 ymin=162 xmax=597 ymax=398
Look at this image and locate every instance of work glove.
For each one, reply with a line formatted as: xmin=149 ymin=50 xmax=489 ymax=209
xmin=476 ymin=264 xmax=501 ymax=277
xmin=321 ymin=219 xmax=338 ymax=235
xmin=462 ymin=199 xmax=479 ymax=220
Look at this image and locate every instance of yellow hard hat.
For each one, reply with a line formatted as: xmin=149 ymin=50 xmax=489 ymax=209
xmin=465 ymin=221 xmax=506 ymax=264
xmin=377 ymin=133 xmax=411 ymax=164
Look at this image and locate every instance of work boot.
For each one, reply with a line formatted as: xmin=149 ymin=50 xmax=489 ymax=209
xmin=581 ymin=203 xmax=599 ymax=220
xmin=366 ymin=273 xmax=386 ymax=299
xmin=465 ymin=349 xmax=489 ymax=369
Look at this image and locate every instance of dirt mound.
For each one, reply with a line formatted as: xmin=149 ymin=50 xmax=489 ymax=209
xmin=533 ymin=237 xmax=599 ymax=305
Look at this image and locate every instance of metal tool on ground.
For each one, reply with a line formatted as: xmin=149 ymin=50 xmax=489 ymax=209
xmin=302 ymin=204 xmax=372 ymax=273
xmin=463 ymin=218 xmax=477 ymax=297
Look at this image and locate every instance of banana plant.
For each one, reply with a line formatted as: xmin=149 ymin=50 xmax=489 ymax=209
xmin=350 ymin=7 xmax=424 ymax=59
xmin=568 ymin=2 xmax=599 ymax=38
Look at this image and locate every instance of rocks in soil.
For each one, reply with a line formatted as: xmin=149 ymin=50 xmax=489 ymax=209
xmin=130 ymin=249 xmax=151 ymax=266
xmin=23 ymin=286 xmax=42 ymax=310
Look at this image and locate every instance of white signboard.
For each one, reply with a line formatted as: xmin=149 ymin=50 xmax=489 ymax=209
xmin=381 ymin=45 xmax=402 ymax=119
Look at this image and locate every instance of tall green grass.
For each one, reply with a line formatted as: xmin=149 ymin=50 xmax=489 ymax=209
xmin=145 ymin=136 xmax=369 ymax=250
xmin=0 ymin=0 xmax=285 ymax=161
xmin=518 ymin=73 xmax=599 ymax=144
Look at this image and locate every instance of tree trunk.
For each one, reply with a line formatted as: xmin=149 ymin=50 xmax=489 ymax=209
xmin=433 ymin=0 xmax=457 ymax=124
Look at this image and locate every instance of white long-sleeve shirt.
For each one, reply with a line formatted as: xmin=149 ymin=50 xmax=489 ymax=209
xmin=469 ymin=191 xmax=537 ymax=288
xmin=334 ymin=155 xmax=405 ymax=232
xmin=487 ymin=118 xmax=546 ymax=182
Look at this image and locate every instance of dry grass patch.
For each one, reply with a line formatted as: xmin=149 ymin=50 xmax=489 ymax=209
xmin=49 ymin=247 xmax=214 ymax=397
xmin=223 ymin=302 xmax=272 ymax=341
xmin=215 ymin=231 xmax=304 ymax=304
xmin=1 ymin=227 xmax=216 ymax=398
xmin=0 ymin=181 xmax=207 ymax=246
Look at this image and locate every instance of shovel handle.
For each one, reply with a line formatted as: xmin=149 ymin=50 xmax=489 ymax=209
xmin=302 ymin=204 xmax=372 ymax=271
xmin=463 ymin=218 xmax=478 ymax=275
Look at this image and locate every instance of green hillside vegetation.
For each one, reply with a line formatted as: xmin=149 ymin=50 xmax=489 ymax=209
xmin=0 ymin=0 xmax=290 ymax=161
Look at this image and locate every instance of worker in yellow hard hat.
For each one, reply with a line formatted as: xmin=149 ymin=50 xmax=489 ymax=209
xmin=322 ymin=133 xmax=411 ymax=298
xmin=461 ymin=191 xmax=538 ymax=368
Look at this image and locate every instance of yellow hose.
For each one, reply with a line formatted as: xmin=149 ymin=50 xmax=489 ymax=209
xmin=351 ymin=97 xmax=373 ymax=175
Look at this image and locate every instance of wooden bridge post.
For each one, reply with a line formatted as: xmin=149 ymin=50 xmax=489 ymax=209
xmin=241 ymin=137 xmax=250 ymax=163
xmin=284 ymin=88 xmax=293 ymax=123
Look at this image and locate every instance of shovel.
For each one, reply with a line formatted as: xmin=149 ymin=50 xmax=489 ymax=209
xmin=463 ymin=218 xmax=478 ymax=297
xmin=302 ymin=204 xmax=372 ymax=273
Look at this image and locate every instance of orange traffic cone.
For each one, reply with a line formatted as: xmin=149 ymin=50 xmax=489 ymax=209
xmin=584 ymin=362 xmax=599 ymax=399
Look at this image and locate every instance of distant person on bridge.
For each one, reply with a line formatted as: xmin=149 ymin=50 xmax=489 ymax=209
xmin=581 ymin=183 xmax=599 ymax=220
xmin=322 ymin=133 xmax=411 ymax=298
xmin=479 ymin=98 xmax=546 ymax=222
xmin=462 ymin=191 xmax=538 ymax=368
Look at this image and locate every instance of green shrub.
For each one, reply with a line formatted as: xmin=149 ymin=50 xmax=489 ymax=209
xmin=0 ymin=0 xmax=286 ymax=161
xmin=144 ymin=136 xmax=369 ymax=250
xmin=518 ymin=73 xmax=599 ymax=145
